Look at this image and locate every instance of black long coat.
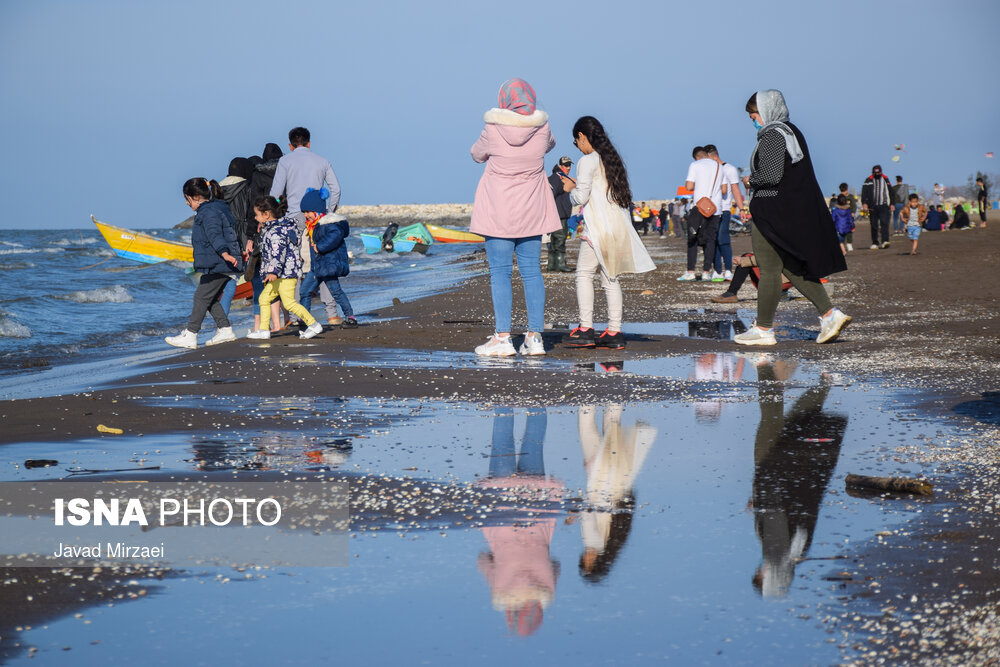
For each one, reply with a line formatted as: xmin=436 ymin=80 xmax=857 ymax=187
xmin=749 ymin=123 xmax=847 ymax=280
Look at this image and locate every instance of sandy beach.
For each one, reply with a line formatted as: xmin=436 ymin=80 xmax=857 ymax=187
xmin=1 ymin=212 xmax=998 ymax=665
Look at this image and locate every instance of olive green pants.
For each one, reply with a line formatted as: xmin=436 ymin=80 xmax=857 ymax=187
xmin=752 ymin=226 xmax=831 ymax=328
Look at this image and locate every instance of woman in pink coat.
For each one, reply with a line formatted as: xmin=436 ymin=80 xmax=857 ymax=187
xmin=470 ymin=79 xmax=562 ymax=357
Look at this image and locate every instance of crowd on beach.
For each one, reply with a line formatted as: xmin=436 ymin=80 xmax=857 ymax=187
xmin=165 ymin=80 xmax=990 ymax=354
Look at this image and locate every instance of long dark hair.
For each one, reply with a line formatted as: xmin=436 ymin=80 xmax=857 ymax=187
xmin=183 ymin=178 xmax=223 ymax=201
xmin=253 ymin=195 xmax=287 ymax=220
xmin=572 ymin=116 xmax=632 ymax=209
xmin=578 ymin=496 xmax=636 ymax=584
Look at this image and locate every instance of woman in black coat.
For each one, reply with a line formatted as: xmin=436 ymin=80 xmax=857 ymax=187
xmin=734 ymin=89 xmax=852 ymax=347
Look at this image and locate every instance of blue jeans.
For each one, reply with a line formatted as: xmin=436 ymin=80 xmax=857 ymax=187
xmin=892 ymin=203 xmax=905 ymax=233
xmin=300 ymin=272 xmax=354 ymax=318
xmin=483 ymin=235 xmax=545 ymax=333
xmin=713 ymin=211 xmax=733 ymax=274
xmin=488 ymin=407 xmax=547 ymax=478
xmin=219 ymin=277 xmax=237 ymax=317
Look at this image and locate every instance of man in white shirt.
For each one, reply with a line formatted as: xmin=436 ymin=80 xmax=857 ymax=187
xmin=704 ymin=145 xmax=744 ymax=281
xmin=679 ymin=146 xmax=728 ymax=281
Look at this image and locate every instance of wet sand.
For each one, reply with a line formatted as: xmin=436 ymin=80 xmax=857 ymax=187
xmin=1 ymin=213 xmax=998 ymax=665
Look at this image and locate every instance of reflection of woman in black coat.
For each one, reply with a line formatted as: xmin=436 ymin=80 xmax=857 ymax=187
xmin=750 ymin=363 xmax=847 ymax=597
xmin=735 ymin=90 xmax=851 ymax=347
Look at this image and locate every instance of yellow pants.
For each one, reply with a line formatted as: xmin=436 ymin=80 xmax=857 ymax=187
xmin=259 ymin=278 xmax=316 ymax=329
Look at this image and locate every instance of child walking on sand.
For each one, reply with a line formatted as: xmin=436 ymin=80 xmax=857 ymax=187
xmin=298 ymin=188 xmax=357 ymax=328
xmin=561 ymin=116 xmax=655 ymax=350
xmin=830 ymin=194 xmax=855 ymax=255
xmin=902 ymin=193 xmax=927 ymax=255
xmin=246 ymin=196 xmax=323 ymax=340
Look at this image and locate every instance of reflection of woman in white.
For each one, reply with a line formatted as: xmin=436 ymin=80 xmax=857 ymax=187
xmin=562 ymin=116 xmax=655 ymax=351
xmin=576 ymin=404 xmax=657 ymax=582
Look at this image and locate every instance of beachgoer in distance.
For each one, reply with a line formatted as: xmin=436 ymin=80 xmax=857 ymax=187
xmin=270 ymin=127 xmax=343 ymax=326
xmin=861 ymin=165 xmax=893 ymax=249
xmin=902 ymin=193 xmax=927 ymax=255
xmin=837 ymin=182 xmax=857 ymax=251
xmin=561 ymin=115 xmax=655 ymax=350
xmin=297 ymin=188 xmax=357 ymax=328
xmin=950 ymin=203 xmax=971 ymax=229
xmin=470 ymin=78 xmax=561 ymax=357
xmin=704 ymin=144 xmax=744 ymax=281
xmin=976 ymin=177 xmax=988 ymax=227
xmin=891 ymin=175 xmax=908 ymax=236
xmin=734 ymin=90 xmax=851 ymax=347
xmin=678 ymin=146 xmax=727 ymax=281
xmin=165 ymin=178 xmax=243 ymax=349
xmin=245 ymin=196 xmax=322 ymax=340
xmin=933 ymin=182 xmax=945 ymax=206
xmin=546 ymin=156 xmax=575 ymax=272
xmin=830 ymin=194 xmax=855 ymax=255
xmin=657 ymin=202 xmax=669 ymax=237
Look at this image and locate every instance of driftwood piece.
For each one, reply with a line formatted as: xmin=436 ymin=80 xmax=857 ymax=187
xmin=845 ymin=474 xmax=933 ymax=496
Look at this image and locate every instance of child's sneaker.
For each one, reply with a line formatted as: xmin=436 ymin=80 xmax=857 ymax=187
xmin=816 ymin=309 xmax=852 ymax=344
xmin=595 ymin=330 xmax=625 ymax=349
xmin=723 ymin=270 xmax=733 ymax=281
xmin=869 ymin=244 xmax=879 ymax=250
xmin=734 ymin=324 xmax=777 ymax=346
xmin=300 ymin=321 xmax=324 ymax=339
xmin=566 ymin=326 xmax=596 ymax=348
xmin=475 ymin=334 xmax=516 ymax=357
xmin=677 ymin=271 xmax=696 ymax=281
xmin=518 ymin=333 xmax=545 ymax=356
xmin=846 ymin=243 xmax=853 ymax=251
xmin=710 ymin=271 xmax=725 ymax=282
xmin=701 ymin=271 xmax=712 ymax=282
xmin=246 ymin=329 xmax=271 ymax=340
xmin=328 ymin=316 xmax=344 ymax=326
xmin=342 ymin=317 xmax=358 ymax=328
xmin=165 ymin=329 xmax=198 ymax=349
xmin=206 ymin=326 xmax=237 ymax=346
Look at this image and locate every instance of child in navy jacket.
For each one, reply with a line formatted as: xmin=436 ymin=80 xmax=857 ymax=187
xmin=830 ymin=194 xmax=855 ymax=255
xmin=298 ymin=188 xmax=357 ymax=327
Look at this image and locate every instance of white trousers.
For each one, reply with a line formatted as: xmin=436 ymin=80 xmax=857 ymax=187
xmin=576 ymin=241 xmax=623 ymax=331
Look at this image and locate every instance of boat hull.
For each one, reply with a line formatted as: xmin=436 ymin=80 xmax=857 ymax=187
xmin=93 ymin=216 xmax=194 ymax=263
xmin=425 ymin=224 xmax=484 ymax=243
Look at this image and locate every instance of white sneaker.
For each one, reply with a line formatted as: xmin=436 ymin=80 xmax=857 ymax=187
xmin=518 ymin=333 xmax=545 ymax=356
xmin=677 ymin=271 xmax=696 ymax=281
xmin=846 ymin=243 xmax=853 ymax=251
xmin=869 ymin=244 xmax=878 ymax=250
xmin=880 ymin=241 xmax=890 ymax=249
xmin=299 ymin=321 xmax=323 ymax=339
xmin=246 ymin=329 xmax=271 ymax=340
xmin=817 ymin=309 xmax=852 ymax=344
xmin=734 ymin=324 xmax=777 ymax=346
xmin=475 ymin=334 xmax=516 ymax=357
xmin=723 ymin=270 xmax=733 ymax=281
xmin=206 ymin=326 xmax=236 ymax=346
xmin=710 ymin=271 xmax=725 ymax=282
xmin=165 ymin=329 xmax=197 ymax=349
xmin=701 ymin=271 xmax=712 ymax=282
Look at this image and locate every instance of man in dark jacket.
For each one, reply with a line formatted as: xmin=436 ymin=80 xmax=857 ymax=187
xmin=546 ymin=156 xmax=575 ymax=272
xmin=861 ymin=165 xmax=893 ymax=249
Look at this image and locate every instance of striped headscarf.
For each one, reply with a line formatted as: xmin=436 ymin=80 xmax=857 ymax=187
xmin=498 ymin=78 xmax=536 ymax=116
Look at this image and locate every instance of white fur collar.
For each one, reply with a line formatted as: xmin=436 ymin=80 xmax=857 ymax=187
xmin=317 ymin=212 xmax=346 ymax=224
xmin=483 ymin=108 xmax=549 ymax=127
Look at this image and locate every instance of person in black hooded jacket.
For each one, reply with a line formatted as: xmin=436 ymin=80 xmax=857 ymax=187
xmin=221 ymin=158 xmax=254 ymax=248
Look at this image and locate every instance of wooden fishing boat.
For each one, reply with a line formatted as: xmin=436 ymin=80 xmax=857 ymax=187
xmin=361 ymin=223 xmax=435 ymax=254
xmin=425 ymin=224 xmax=484 ymax=244
xmin=94 ymin=216 xmax=253 ymax=299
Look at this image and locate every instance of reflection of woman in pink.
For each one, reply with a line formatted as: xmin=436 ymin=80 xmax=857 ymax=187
xmin=576 ymin=404 xmax=656 ymax=582
xmin=477 ymin=408 xmax=564 ymax=636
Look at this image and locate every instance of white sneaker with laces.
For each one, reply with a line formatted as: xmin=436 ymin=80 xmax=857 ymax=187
xmin=677 ymin=271 xmax=696 ymax=281
xmin=734 ymin=324 xmax=777 ymax=346
xmin=165 ymin=329 xmax=198 ymax=349
xmin=869 ymin=244 xmax=879 ymax=250
xmin=246 ymin=329 xmax=271 ymax=340
xmin=206 ymin=327 xmax=237 ymax=346
xmin=475 ymin=334 xmax=516 ymax=357
xmin=701 ymin=271 xmax=712 ymax=282
xmin=880 ymin=241 xmax=890 ymax=249
xmin=817 ymin=309 xmax=852 ymax=344
xmin=846 ymin=243 xmax=854 ymax=251
xmin=518 ymin=333 xmax=545 ymax=356
xmin=710 ymin=271 xmax=725 ymax=282
xmin=299 ymin=321 xmax=324 ymax=339
xmin=723 ymin=270 xmax=733 ymax=281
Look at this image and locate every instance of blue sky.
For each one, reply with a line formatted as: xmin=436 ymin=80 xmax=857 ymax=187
xmin=1 ymin=0 xmax=998 ymax=229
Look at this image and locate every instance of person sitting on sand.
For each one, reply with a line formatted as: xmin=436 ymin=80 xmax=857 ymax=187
xmin=950 ymin=204 xmax=971 ymax=229
xmin=165 ymin=178 xmax=242 ymax=350
xmin=469 ymin=78 xmax=562 ymax=357
xmin=246 ymin=196 xmax=322 ymax=340
xmin=297 ymin=188 xmax=357 ymax=328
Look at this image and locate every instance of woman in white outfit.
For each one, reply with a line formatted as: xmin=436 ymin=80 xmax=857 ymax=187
xmin=560 ymin=116 xmax=655 ymax=350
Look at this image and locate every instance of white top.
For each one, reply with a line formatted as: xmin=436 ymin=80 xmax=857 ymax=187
xmin=686 ymin=158 xmax=725 ymax=212
xmin=719 ymin=162 xmax=740 ymax=210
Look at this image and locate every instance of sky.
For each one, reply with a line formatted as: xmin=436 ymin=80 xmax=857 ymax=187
xmin=1 ymin=0 xmax=998 ymax=229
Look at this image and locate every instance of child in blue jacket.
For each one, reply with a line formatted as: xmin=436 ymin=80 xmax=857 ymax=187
xmin=831 ymin=194 xmax=855 ymax=255
xmin=298 ymin=188 xmax=357 ymax=328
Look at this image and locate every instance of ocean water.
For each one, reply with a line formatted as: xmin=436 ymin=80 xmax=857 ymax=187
xmin=0 ymin=226 xmax=483 ymax=377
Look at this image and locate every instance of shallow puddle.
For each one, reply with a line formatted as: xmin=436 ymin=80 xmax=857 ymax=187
xmin=0 ymin=356 xmax=963 ymax=664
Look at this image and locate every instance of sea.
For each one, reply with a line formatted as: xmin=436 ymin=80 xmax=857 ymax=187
xmin=0 ymin=225 xmax=483 ymax=383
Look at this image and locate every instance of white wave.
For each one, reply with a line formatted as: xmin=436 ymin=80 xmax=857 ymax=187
xmin=53 ymin=237 xmax=99 ymax=246
xmin=0 ymin=240 xmax=24 ymax=248
xmin=58 ymin=284 xmax=133 ymax=303
xmin=0 ymin=316 xmax=31 ymax=338
xmin=0 ymin=247 xmax=63 ymax=256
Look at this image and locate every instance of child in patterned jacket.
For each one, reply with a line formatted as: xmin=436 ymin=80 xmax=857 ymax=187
xmin=246 ymin=196 xmax=323 ymax=340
